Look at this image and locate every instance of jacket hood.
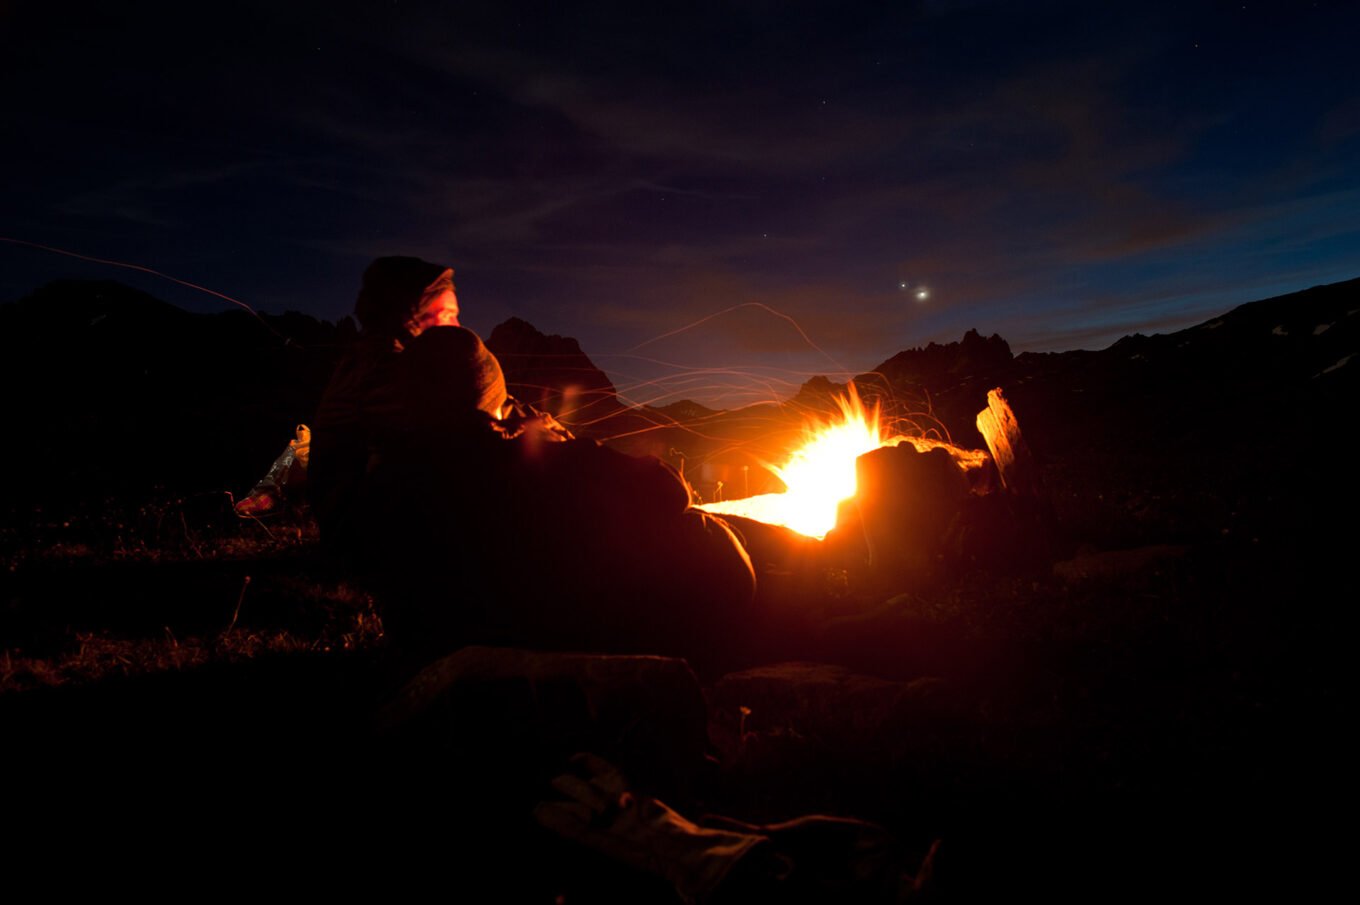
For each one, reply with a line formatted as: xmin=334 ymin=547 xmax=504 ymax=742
xmin=354 ymin=256 xmax=452 ymax=337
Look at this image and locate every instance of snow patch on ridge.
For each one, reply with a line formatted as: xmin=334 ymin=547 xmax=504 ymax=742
xmin=1315 ymin=355 xmax=1354 ymax=377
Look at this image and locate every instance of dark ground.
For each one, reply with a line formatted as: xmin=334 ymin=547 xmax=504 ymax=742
xmin=1 ymin=279 xmax=1354 ymax=900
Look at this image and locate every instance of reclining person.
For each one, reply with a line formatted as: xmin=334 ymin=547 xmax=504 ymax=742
xmin=233 ymin=257 xmax=510 ymax=519
xmin=307 ymin=257 xmax=757 ymax=670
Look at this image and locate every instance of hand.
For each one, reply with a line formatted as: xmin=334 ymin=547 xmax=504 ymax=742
xmin=496 ymin=409 xmax=572 ymax=442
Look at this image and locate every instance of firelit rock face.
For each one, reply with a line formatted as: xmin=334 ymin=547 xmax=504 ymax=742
xmin=790 ymin=374 xmax=849 ymax=411
xmin=485 ymin=316 xmax=621 ymax=425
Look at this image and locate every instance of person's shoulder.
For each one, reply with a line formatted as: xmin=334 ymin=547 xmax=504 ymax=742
xmin=405 ymin=326 xmax=500 ymax=371
xmin=409 ymin=325 xmax=487 ymax=350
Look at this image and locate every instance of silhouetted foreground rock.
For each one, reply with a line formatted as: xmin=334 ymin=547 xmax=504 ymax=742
xmin=378 ymin=647 xmax=710 ymax=797
xmin=375 ymin=649 xmax=941 ymax=902
xmin=709 ymin=662 xmax=959 ymax=760
xmin=824 ymin=444 xmax=972 ymax=587
xmin=1051 ymin=543 xmax=1189 ymax=587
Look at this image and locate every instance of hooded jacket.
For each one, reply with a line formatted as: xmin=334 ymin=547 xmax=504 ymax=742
xmin=310 ymin=257 xmax=507 ymax=548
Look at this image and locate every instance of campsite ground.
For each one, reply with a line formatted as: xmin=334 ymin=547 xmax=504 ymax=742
xmin=0 ymin=455 xmax=1343 ymax=900
xmin=1 ymin=279 xmax=1352 ymax=900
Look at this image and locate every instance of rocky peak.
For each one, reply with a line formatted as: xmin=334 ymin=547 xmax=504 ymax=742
xmin=485 ymin=317 xmax=620 ymax=423
xmin=870 ymin=329 xmax=1013 ymax=385
xmin=789 ymin=374 xmax=850 ymax=413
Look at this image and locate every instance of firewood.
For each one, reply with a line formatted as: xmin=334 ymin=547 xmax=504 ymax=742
xmin=975 ymin=388 xmax=1041 ymax=498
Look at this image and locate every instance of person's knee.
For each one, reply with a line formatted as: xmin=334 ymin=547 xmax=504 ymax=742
xmin=676 ymin=511 xmax=757 ymax=607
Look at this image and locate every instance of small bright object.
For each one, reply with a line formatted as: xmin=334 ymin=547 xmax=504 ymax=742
xmin=915 ymin=288 xmax=929 ymax=301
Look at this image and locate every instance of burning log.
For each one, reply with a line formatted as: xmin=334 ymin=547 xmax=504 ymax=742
xmin=975 ymin=388 xmax=1041 ymax=498
xmin=961 ymin=387 xmax=1055 ymax=569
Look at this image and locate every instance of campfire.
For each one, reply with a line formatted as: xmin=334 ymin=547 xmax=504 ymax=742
xmin=697 ymin=386 xmax=988 ymax=539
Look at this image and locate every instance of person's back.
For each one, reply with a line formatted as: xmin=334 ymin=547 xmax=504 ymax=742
xmin=309 ymin=257 xmax=505 ymax=554
xmin=310 ymin=255 xmax=757 ymax=672
xmin=372 ymin=403 xmax=758 ymax=671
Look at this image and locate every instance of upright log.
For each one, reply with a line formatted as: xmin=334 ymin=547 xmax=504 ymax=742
xmin=976 ymin=388 xmax=1041 ymax=498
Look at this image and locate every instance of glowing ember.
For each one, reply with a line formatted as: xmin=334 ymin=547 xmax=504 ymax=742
xmin=698 ymin=387 xmax=988 ymax=538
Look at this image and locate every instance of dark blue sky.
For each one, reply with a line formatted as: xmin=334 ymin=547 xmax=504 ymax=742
xmin=4 ymin=0 xmax=1357 ymax=406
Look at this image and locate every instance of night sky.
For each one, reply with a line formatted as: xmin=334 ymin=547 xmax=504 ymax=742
xmin=4 ymin=0 xmax=1358 ymax=407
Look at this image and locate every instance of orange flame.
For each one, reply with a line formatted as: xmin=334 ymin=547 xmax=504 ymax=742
xmin=697 ymin=387 xmax=986 ymax=538
xmin=697 ymin=387 xmax=890 ymax=538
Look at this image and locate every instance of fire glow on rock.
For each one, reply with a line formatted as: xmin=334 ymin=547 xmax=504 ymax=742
xmin=697 ymin=388 xmax=986 ymax=539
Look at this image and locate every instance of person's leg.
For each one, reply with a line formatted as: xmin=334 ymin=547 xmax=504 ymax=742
xmin=235 ymin=424 xmax=311 ymax=517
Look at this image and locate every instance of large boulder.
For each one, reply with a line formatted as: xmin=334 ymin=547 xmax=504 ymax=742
xmin=706 ymin=662 xmax=971 ymax=821
xmin=709 ymin=662 xmax=954 ymax=751
xmin=824 ymin=443 xmax=971 ymax=587
xmin=378 ymin=646 xmax=710 ymax=798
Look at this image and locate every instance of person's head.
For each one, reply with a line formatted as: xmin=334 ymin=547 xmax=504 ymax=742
xmin=353 ymin=256 xmax=460 ymax=339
